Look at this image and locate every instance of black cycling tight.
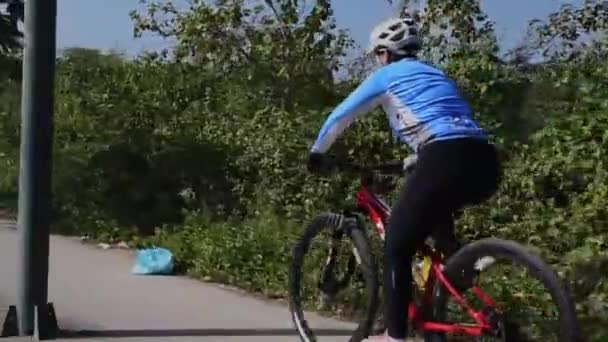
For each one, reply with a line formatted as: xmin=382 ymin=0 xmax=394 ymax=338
xmin=383 ymin=137 xmax=501 ymax=339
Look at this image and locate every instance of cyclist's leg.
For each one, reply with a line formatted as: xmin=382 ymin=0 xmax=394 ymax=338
xmin=434 ymin=212 xmax=485 ymax=291
xmin=382 ymin=167 xmax=454 ymax=340
xmin=381 ymin=138 xmax=501 ymax=340
xmin=433 ymin=213 xmax=461 ymax=258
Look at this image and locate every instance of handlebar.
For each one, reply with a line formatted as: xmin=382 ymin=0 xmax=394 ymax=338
xmin=322 ymin=154 xmax=418 ymax=176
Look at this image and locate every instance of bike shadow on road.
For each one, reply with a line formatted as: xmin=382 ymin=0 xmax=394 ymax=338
xmin=59 ymin=328 xmax=354 ymax=338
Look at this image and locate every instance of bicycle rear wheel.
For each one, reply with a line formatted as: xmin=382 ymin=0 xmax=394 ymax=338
xmin=288 ymin=212 xmax=380 ymax=342
xmin=426 ymin=238 xmax=582 ymax=342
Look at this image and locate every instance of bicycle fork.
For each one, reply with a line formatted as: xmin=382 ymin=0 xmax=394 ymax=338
xmin=318 ymin=216 xmax=359 ymax=307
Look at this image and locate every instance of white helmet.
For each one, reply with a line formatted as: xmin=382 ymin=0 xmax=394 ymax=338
xmin=368 ymin=17 xmax=422 ymax=55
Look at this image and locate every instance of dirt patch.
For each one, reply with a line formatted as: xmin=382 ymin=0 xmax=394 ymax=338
xmin=0 ymin=208 xmax=16 ymax=220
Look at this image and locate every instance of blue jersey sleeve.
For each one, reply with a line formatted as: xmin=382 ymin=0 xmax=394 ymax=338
xmin=311 ymin=69 xmax=389 ymax=153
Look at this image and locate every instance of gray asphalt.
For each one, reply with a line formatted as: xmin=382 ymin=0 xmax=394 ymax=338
xmin=0 ymin=221 xmax=356 ymax=341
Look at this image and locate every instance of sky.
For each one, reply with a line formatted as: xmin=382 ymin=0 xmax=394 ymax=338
xmin=55 ymin=0 xmax=581 ymax=57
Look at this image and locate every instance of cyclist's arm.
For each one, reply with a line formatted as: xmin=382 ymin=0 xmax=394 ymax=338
xmin=310 ymin=70 xmax=388 ymax=153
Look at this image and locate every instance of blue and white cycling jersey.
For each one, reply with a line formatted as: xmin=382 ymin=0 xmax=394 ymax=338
xmin=311 ymin=58 xmax=487 ymax=153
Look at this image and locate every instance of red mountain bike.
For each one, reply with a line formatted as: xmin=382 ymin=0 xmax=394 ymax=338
xmin=288 ymin=157 xmax=581 ymax=342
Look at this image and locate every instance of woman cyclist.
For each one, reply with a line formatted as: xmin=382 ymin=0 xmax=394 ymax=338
xmin=307 ymin=15 xmax=501 ymax=342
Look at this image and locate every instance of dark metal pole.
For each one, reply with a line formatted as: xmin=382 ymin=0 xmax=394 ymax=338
xmin=16 ymin=0 xmax=57 ymax=337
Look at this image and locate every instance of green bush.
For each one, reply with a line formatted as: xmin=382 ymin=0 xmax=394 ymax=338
xmin=136 ymin=210 xmax=298 ymax=298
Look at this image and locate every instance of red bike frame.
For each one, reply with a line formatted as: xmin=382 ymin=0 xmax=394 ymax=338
xmin=355 ymin=180 xmax=501 ymax=337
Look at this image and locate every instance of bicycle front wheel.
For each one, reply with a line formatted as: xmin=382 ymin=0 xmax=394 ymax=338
xmin=288 ymin=212 xmax=380 ymax=342
xmin=426 ymin=238 xmax=582 ymax=342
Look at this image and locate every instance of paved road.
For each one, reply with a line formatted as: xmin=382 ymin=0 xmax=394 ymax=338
xmin=0 ymin=221 xmax=355 ymax=341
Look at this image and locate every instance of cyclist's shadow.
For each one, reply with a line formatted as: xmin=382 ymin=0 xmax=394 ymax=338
xmin=59 ymin=328 xmax=354 ymax=338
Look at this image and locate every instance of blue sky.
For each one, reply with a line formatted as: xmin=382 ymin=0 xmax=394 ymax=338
xmin=56 ymin=0 xmax=580 ymax=56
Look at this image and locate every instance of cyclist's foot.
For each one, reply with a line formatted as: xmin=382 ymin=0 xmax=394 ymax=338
xmin=454 ymin=256 xmax=497 ymax=290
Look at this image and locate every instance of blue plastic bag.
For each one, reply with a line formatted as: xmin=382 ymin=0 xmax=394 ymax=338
xmin=131 ymin=247 xmax=175 ymax=275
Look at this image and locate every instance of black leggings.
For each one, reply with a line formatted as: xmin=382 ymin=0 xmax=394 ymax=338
xmin=383 ymin=137 xmax=501 ymax=339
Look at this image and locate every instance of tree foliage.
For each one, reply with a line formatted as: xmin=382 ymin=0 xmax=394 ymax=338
xmin=0 ymin=0 xmax=23 ymax=54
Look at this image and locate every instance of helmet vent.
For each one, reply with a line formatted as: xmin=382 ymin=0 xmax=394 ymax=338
xmin=390 ymin=31 xmax=405 ymax=42
xmin=388 ymin=23 xmax=403 ymax=31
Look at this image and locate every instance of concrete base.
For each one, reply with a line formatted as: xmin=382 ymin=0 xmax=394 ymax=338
xmin=1 ymin=305 xmax=18 ymax=337
xmin=1 ymin=303 xmax=59 ymax=340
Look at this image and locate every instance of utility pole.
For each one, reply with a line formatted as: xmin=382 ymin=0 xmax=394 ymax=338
xmin=1 ymin=0 xmax=60 ymax=339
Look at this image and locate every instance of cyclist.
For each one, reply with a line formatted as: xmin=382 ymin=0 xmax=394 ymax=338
xmin=307 ymin=15 xmax=502 ymax=342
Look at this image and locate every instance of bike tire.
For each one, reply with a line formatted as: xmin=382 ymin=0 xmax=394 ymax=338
xmin=288 ymin=212 xmax=380 ymax=342
xmin=425 ymin=238 xmax=582 ymax=342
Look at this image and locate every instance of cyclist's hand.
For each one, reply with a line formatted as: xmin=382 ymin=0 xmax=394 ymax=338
xmin=307 ymin=152 xmax=331 ymax=173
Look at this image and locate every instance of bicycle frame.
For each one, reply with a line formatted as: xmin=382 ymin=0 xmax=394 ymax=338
xmin=355 ymin=180 xmax=501 ymax=337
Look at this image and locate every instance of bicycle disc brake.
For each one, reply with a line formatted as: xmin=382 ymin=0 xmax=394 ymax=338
xmin=317 ymin=217 xmax=358 ymax=307
xmin=480 ymin=306 xmax=507 ymax=341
